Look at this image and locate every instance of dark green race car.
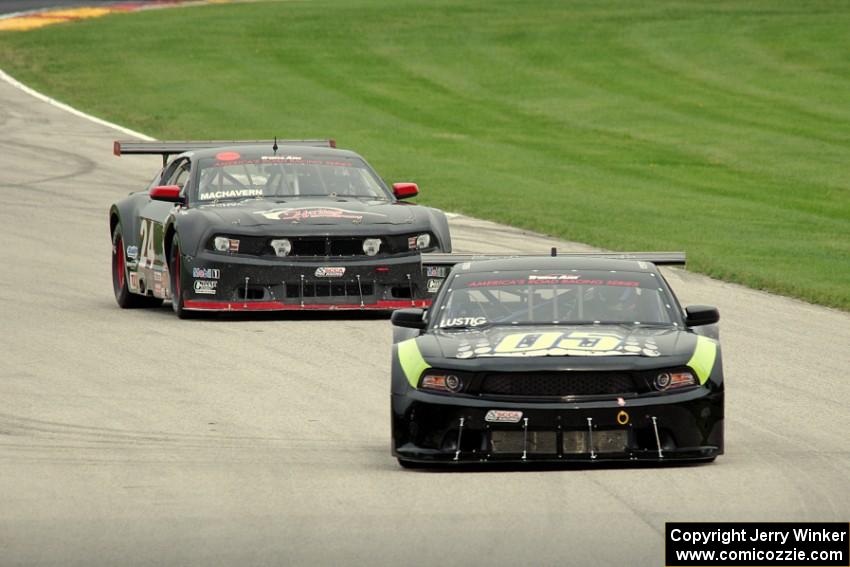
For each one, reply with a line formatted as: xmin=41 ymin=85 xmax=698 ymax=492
xmin=390 ymin=253 xmax=723 ymax=467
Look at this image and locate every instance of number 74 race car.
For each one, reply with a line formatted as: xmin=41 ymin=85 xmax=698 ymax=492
xmin=390 ymin=252 xmax=723 ymax=467
xmin=109 ymin=140 xmax=452 ymax=317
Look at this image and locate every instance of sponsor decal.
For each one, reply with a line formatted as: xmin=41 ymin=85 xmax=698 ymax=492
xmin=441 ymin=316 xmax=487 ymax=328
xmin=128 ymin=272 xmax=139 ymax=291
xmin=209 ymin=157 xmax=352 ymax=167
xmin=485 ymin=410 xmax=523 ymax=423
xmin=153 ymin=271 xmax=162 ymax=282
xmin=468 ymin=277 xmax=639 ymax=288
xmin=453 ymin=330 xmax=665 ymax=359
xmin=126 ymin=245 xmax=139 ymax=260
xmin=198 ymin=189 xmax=263 ymax=201
xmin=529 ymin=278 xmax=603 ymax=285
xmin=254 ymin=207 xmax=386 ymax=223
xmin=426 ymin=266 xmax=446 ymax=278
xmin=468 ymin=279 xmax=526 ymax=288
xmin=154 ymin=281 xmax=163 ymax=295
xmin=606 ymin=280 xmax=640 ymax=287
xmin=528 ymin=274 xmax=580 ymax=281
xmin=427 ymin=279 xmax=443 ymax=293
xmin=315 ymin=267 xmax=346 ymax=278
xmin=199 ymin=201 xmax=242 ymax=208
xmin=194 ymin=280 xmax=217 ymax=295
xmin=192 ymin=267 xmax=221 ymax=279
xmin=261 ymin=155 xmax=302 ymax=161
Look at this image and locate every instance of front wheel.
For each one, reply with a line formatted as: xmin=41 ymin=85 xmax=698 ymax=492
xmin=169 ymin=236 xmax=192 ymax=319
xmin=112 ymin=225 xmax=162 ymax=308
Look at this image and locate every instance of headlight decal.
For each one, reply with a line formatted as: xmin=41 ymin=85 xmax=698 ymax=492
xmin=397 ymin=339 xmax=431 ymax=388
xmin=686 ymin=336 xmax=717 ymax=384
xmin=213 ymin=236 xmax=240 ymax=253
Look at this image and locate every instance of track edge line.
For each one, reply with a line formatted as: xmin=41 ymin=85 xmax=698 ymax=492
xmin=0 ymin=67 xmax=155 ymax=141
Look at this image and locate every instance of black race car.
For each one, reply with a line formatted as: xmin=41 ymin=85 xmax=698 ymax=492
xmin=390 ymin=252 xmax=723 ymax=467
xmin=109 ymin=140 xmax=452 ymax=317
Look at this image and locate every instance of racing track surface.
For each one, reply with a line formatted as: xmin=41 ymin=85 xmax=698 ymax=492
xmin=1 ymin=75 xmax=849 ymax=566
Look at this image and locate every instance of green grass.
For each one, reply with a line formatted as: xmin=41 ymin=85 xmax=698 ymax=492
xmin=2 ymin=0 xmax=849 ymax=309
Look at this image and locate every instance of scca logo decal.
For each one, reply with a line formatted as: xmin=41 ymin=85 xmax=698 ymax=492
xmin=315 ymin=267 xmax=345 ymax=278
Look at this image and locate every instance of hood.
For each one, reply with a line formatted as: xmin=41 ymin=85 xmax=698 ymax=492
xmin=429 ymin=325 xmax=695 ymax=366
xmin=195 ymin=197 xmax=418 ymax=228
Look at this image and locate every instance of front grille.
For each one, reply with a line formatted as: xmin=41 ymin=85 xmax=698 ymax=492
xmin=213 ymin=235 xmax=428 ymax=257
xmin=329 ymin=239 xmax=363 ymax=256
xmin=291 ymin=238 xmax=327 ymax=256
xmin=288 ymin=237 xmax=368 ymax=257
xmin=212 ymin=236 xmax=373 ymax=257
xmin=479 ymin=372 xmax=637 ymax=397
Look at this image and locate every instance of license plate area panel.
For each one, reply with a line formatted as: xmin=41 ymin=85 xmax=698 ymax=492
xmin=563 ymin=429 xmax=629 ymax=454
xmin=490 ymin=430 xmax=558 ymax=455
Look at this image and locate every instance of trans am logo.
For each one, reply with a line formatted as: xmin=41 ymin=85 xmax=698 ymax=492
xmin=254 ymin=207 xmax=387 ymax=223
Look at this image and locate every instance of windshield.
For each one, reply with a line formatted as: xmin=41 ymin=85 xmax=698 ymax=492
xmin=436 ymin=270 xmax=677 ymax=329
xmin=193 ymin=153 xmax=390 ymax=202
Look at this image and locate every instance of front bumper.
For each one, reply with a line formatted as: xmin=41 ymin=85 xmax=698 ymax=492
xmin=182 ymin=250 xmax=437 ymax=311
xmin=392 ymin=387 xmax=723 ymax=464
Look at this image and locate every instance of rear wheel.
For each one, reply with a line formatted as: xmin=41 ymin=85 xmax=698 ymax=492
xmin=169 ymin=236 xmax=192 ymax=319
xmin=112 ymin=225 xmax=162 ymax=308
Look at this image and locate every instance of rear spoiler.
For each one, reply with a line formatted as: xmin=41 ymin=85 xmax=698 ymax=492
xmin=113 ymin=139 xmax=337 ymax=165
xmin=422 ymin=251 xmax=686 ymax=267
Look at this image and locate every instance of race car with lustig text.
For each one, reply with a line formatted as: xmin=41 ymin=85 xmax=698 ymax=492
xmin=390 ymin=252 xmax=723 ymax=467
xmin=109 ymin=139 xmax=452 ymax=318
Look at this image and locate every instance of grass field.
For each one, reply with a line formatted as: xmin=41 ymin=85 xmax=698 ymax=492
xmin=1 ymin=0 xmax=849 ymax=309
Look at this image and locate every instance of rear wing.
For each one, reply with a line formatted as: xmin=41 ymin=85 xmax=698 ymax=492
xmin=422 ymin=251 xmax=686 ymax=267
xmin=113 ymin=139 xmax=337 ymax=165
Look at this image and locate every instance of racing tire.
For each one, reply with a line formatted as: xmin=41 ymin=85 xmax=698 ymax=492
xmin=169 ymin=236 xmax=193 ymax=319
xmin=112 ymin=225 xmax=162 ymax=308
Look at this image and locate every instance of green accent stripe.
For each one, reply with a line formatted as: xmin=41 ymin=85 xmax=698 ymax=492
xmin=398 ymin=339 xmax=431 ymax=388
xmin=687 ymin=336 xmax=718 ymax=385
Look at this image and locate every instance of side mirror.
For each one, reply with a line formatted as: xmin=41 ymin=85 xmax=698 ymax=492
xmin=150 ymin=185 xmax=184 ymax=203
xmin=392 ymin=182 xmax=419 ymax=200
xmin=391 ymin=308 xmax=427 ymax=329
xmin=685 ymin=305 xmax=720 ymax=327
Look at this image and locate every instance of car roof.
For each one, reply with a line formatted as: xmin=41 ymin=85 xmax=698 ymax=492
xmin=456 ymin=256 xmax=661 ymax=274
xmin=185 ymin=144 xmax=363 ymax=160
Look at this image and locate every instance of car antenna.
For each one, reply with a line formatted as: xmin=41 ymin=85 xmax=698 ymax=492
xmin=551 ymin=247 xmax=557 ymax=257
xmin=272 ymin=136 xmax=278 ymax=156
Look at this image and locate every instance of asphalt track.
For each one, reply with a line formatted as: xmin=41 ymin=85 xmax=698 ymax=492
xmin=1 ymin=54 xmax=849 ymax=567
